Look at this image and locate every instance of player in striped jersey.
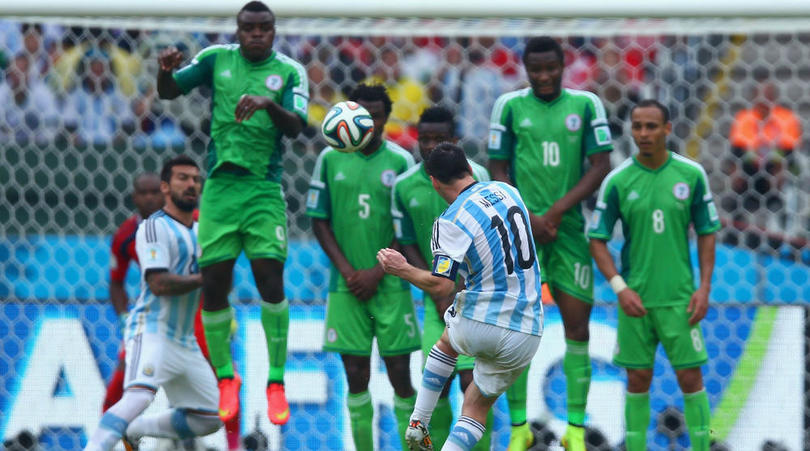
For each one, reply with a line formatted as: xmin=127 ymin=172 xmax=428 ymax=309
xmin=85 ymin=156 xmax=221 ymax=451
xmin=589 ymin=100 xmax=720 ymax=451
xmin=391 ymin=106 xmax=492 ymax=449
xmin=378 ymin=143 xmax=543 ymax=451
xmin=488 ymin=36 xmax=613 ymax=451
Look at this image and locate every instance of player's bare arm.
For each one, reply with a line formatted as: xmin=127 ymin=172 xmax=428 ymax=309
xmin=488 ymin=159 xmax=511 ymax=184
xmin=377 ymin=248 xmax=455 ymax=300
xmin=145 ymin=270 xmax=203 ymax=296
xmin=402 ymin=243 xmax=454 ymax=315
xmin=234 ymin=95 xmax=304 ymax=137
xmin=109 ymin=281 xmax=129 ymax=316
xmin=536 ymin=152 xmax=611 ymax=244
xmin=156 ymin=46 xmax=184 ymax=99
xmin=688 ymin=233 xmax=716 ymax=325
xmin=589 ymin=238 xmax=646 ymax=317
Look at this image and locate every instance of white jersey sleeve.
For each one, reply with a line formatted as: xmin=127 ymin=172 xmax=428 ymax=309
xmin=430 ymin=217 xmax=472 ymax=280
xmin=135 ymin=217 xmax=171 ymax=274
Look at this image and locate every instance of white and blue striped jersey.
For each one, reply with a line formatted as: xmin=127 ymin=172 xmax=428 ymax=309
xmin=126 ymin=210 xmax=201 ymax=349
xmin=430 ymin=181 xmax=543 ymax=336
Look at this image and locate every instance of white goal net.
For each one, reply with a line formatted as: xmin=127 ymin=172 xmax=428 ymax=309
xmin=0 ymin=14 xmax=808 ymax=451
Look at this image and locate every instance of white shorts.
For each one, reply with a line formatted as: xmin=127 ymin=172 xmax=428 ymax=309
xmin=125 ymin=333 xmax=218 ymax=413
xmin=444 ymin=309 xmax=541 ymax=397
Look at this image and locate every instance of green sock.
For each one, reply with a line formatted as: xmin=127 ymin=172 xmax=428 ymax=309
xmin=471 ymin=409 xmax=494 ymax=451
xmin=201 ymin=307 xmax=234 ymax=378
xmin=261 ymin=299 xmax=289 ymax=383
xmin=625 ymin=392 xmax=650 ymax=451
xmin=394 ymin=393 xmax=416 ymax=451
xmin=564 ymin=339 xmax=591 ymax=425
xmin=347 ymin=391 xmax=374 ymax=451
xmin=684 ymin=389 xmax=711 ymax=451
xmin=430 ymin=397 xmax=453 ymax=448
xmin=506 ymin=365 xmax=529 ymax=425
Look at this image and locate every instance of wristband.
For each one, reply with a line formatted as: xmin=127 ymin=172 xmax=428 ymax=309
xmin=609 ymin=275 xmax=628 ymax=294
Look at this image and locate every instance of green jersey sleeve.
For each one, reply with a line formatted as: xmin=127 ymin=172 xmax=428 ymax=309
xmin=587 ymin=176 xmax=620 ymax=240
xmin=470 ymin=160 xmax=491 ymax=181
xmin=391 ymin=178 xmax=417 ymax=245
xmin=172 ymin=45 xmax=221 ymax=94
xmin=582 ymin=93 xmax=614 ymax=155
xmin=487 ymin=92 xmax=516 ymax=160
xmin=690 ymin=166 xmax=722 ymax=235
xmin=278 ymin=55 xmax=309 ymax=124
xmin=306 ymin=147 xmax=332 ymax=219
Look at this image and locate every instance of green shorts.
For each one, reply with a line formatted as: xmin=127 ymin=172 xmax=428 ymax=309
xmin=323 ymin=290 xmax=421 ymax=356
xmin=613 ymin=305 xmax=709 ymax=370
xmin=537 ymin=224 xmax=593 ymax=304
xmin=423 ymin=294 xmax=475 ymax=371
xmin=198 ymin=174 xmax=287 ymax=267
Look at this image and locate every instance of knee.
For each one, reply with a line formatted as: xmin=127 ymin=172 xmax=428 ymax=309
xmin=626 ymin=369 xmax=653 ymax=393
xmin=676 ymin=368 xmax=704 ymax=393
xmin=193 ymin=414 xmax=223 ymax=436
xmin=344 ymin=363 xmax=371 ymax=392
xmin=563 ymin=321 xmax=590 ymax=341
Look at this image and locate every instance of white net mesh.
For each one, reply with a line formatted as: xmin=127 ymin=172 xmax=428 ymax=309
xmin=0 ymin=16 xmax=808 ymax=451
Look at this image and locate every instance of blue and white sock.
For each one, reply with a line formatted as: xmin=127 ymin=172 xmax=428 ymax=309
xmin=443 ymin=416 xmax=486 ymax=451
xmin=412 ymin=346 xmax=457 ymax=424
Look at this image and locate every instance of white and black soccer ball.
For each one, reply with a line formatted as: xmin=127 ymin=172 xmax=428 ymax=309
xmin=321 ymin=101 xmax=374 ymax=153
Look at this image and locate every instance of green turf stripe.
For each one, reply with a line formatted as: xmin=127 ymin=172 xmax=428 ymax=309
xmin=711 ymin=306 xmax=778 ymax=440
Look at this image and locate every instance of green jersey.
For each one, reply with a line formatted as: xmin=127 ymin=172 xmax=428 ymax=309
xmin=488 ymin=88 xmax=613 ymax=229
xmin=307 ymin=140 xmax=415 ymax=292
xmin=173 ymin=44 xmax=308 ymax=181
xmin=587 ymin=152 xmax=721 ymax=306
xmin=392 ymin=160 xmax=490 ymax=265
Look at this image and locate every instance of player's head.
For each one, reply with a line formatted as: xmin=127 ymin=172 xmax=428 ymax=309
xmin=237 ymin=1 xmax=275 ymax=62
xmin=417 ymin=106 xmax=457 ymax=162
xmin=630 ymin=99 xmax=671 ymax=157
xmin=426 ymin=143 xmax=473 ymax=202
xmin=160 ymin=155 xmax=202 ymax=213
xmin=349 ymin=83 xmax=392 ymax=148
xmin=132 ymin=173 xmax=163 ymax=218
xmin=523 ymin=36 xmax=564 ymax=102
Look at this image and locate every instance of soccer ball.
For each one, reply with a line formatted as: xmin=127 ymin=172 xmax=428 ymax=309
xmin=321 ymin=101 xmax=374 ymax=153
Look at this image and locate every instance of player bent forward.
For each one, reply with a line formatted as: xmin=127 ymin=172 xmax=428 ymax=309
xmin=84 ymin=156 xmax=221 ymax=451
xmin=378 ymin=143 xmax=544 ymax=451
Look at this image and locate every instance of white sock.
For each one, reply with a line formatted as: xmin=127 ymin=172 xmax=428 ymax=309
xmin=412 ymin=346 xmax=457 ymax=424
xmin=442 ymin=416 xmax=485 ymax=451
xmin=127 ymin=409 xmax=222 ymax=441
xmin=83 ymin=388 xmax=154 ymax=451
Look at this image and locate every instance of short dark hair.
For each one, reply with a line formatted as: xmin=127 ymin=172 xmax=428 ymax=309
xmin=523 ymin=36 xmax=564 ymax=64
xmin=418 ymin=106 xmax=456 ymax=132
xmin=631 ymin=99 xmax=670 ymax=123
xmin=133 ymin=172 xmax=159 ymax=190
xmin=425 ymin=143 xmax=470 ymax=184
xmin=349 ymin=83 xmax=392 ymax=116
xmin=160 ymin=155 xmax=199 ymax=183
xmin=239 ymin=1 xmax=272 ymax=15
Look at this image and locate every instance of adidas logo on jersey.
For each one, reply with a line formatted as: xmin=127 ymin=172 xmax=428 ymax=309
xmin=334 ymin=172 xmax=346 ymax=181
xmin=409 ymin=198 xmax=420 ymax=207
xmin=520 ymin=118 xmax=533 ymax=128
xmin=627 ymin=190 xmax=640 ymax=201
xmin=219 ymin=69 xmax=232 ymax=78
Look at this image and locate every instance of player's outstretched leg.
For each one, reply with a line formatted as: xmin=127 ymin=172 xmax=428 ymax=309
xmin=407 ymin=345 xmax=457 ymax=450
xmin=84 ymin=388 xmax=154 ymax=451
xmin=126 ymin=408 xmax=222 ymax=445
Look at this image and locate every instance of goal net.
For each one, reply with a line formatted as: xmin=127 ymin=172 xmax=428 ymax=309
xmin=0 ymin=14 xmax=808 ymax=451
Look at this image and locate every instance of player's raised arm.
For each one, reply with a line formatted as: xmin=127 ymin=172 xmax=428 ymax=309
xmin=156 ymin=46 xmax=184 ymax=99
xmin=377 ymin=248 xmax=456 ymax=299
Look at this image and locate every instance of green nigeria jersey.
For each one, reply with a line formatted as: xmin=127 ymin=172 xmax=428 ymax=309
xmin=587 ymin=152 xmax=722 ymax=306
xmin=173 ymin=44 xmax=308 ymax=181
xmin=488 ymin=88 xmax=613 ymax=229
xmin=306 ymin=140 xmax=415 ymax=292
xmin=392 ymin=160 xmax=490 ymax=266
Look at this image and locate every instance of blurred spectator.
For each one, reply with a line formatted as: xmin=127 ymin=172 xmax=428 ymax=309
xmin=366 ymin=45 xmax=428 ymax=149
xmin=306 ymin=60 xmax=345 ymax=131
xmin=0 ymin=53 xmax=60 ymax=146
xmin=63 ymin=48 xmax=136 ymax=147
xmin=725 ymin=82 xmax=801 ymax=231
xmin=132 ymin=84 xmax=186 ymax=150
xmin=457 ymin=46 xmax=503 ymax=140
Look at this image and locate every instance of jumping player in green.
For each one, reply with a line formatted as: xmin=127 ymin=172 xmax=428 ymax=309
xmin=156 ymin=0 xmax=308 ymax=426
xmin=589 ymin=100 xmax=719 ymax=451
xmin=391 ymin=106 xmax=492 ymax=449
xmin=307 ymin=84 xmax=419 ymax=451
xmin=488 ymin=36 xmax=612 ymax=450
